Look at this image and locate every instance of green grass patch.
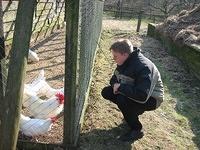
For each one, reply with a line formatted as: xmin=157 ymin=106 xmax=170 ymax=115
xmin=155 ymin=60 xmax=200 ymax=147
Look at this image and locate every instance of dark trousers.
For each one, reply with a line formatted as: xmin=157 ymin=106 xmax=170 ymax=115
xmin=101 ymin=86 xmax=157 ymax=131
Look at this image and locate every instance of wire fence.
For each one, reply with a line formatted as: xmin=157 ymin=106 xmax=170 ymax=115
xmin=72 ymin=0 xmax=104 ymax=145
xmin=103 ymin=3 xmax=167 ymax=23
xmin=0 ymin=0 xmax=65 ymax=146
xmin=2 ymin=0 xmax=65 ymax=55
xmin=0 ymin=0 xmax=104 ymax=149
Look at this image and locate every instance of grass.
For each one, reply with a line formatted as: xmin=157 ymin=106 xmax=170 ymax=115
xmin=152 ymin=52 xmax=200 ymax=148
xmin=79 ymin=17 xmax=200 ymax=149
xmin=117 ymin=30 xmax=197 ymax=148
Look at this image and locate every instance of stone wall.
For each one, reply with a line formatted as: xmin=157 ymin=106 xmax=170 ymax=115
xmin=147 ymin=23 xmax=200 ymax=80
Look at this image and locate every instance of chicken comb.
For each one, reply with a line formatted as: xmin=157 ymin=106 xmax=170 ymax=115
xmin=55 ymin=92 xmax=64 ymax=104
xmin=50 ymin=116 xmax=58 ymax=123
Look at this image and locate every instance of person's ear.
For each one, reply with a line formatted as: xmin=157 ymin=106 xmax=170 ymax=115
xmin=123 ymin=53 xmax=128 ymax=57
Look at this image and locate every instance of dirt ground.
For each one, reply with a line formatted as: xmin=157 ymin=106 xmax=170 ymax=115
xmin=19 ymin=17 xmax=200 ymax=149
xmin=78 ymin=19 xmax=200 ymax=150
xmin=20 ymin=30 xmax=65 ymax=144
xmin=157 ymin=5 xmax=200 ymax=46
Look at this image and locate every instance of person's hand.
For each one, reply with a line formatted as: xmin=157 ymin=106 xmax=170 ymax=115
xmin=113 ymin=83 xmax=120 ymax=94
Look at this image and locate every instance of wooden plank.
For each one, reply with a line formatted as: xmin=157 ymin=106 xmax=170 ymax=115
xmin=0 ymin=1 xmax=7 ymax=148
xmin=0 ymin=0 xmax=36 ymax=150
xmin=64 ymin=0 xmax=79 ymax=148
xmin=0 ymin=0 xmax=5 ymax=98
xmin=0 ymin=1 xmax=5 ymax=60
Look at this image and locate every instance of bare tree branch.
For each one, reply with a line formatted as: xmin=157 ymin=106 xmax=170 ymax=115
xmin=149 ymin=3 xmax=165 ymax=14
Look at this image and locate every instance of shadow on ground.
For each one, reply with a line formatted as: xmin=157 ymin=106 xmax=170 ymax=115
xmin=77 ymin=122 xmax=137 ymax=150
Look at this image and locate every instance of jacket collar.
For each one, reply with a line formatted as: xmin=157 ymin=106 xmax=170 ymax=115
xmin=117 ymin=47 xmax=140 ymax=69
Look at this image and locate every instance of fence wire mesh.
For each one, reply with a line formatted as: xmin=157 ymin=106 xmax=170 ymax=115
xmin=74 ymin=0 xmax=103 ymax=137
xmin=0 ymin=0 xmax=65 ymax=145
xmin=0 ymin=0 xmax=104 ymax=147
xmin=2 ymin=0 xmax=65 ymax=49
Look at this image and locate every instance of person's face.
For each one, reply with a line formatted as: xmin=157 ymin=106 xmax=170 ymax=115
xmin=111 ymin=49 xmax=129 ymax=66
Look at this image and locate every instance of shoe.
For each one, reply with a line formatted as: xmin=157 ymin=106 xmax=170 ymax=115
xmin=118 ymin=130 xmax=144 ymax=142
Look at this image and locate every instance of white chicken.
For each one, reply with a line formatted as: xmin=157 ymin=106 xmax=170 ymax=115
xmin=26 ymin=70 xmax=64 ymax=98
xmin=26 ymin=92 xmax=64 ymax=119
xmin=20 ymin=114 xmax=57 ymax=137
xmin=23 ymin=84 xmax=37 ymax=107
xmin=28 ymin=49 xmax=39 ymax=62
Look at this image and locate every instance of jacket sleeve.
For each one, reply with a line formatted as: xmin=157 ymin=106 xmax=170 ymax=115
xmin=110 ymin=74 xmax=118 ymax=87
xmin=118 ymin=67 xmax=151 ymax=103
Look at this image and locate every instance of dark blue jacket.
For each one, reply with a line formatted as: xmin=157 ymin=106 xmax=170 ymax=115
xmin=110 ymin=48 xmax=164 ymax=107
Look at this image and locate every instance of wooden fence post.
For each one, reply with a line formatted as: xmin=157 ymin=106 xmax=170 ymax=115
xmin=0 ymin=1 xmax=6 ymax=148
xmin=153 ymin=15 xmax=156 ymax=23
xmin=0 ymin=0 xmax=5 ymax=98
xmin=119 ymin=0 xmax=123 ymax=19
xmin=136 ymin=10 xmax=144 ymax=33
xmin=0 ymin=0 xmax=36 ymax=150
xmin=64 ymin=0 xmax=79 ymax=148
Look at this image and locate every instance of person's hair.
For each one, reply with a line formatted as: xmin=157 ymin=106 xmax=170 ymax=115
xmin=110 ymin=39 xmax=133 ymax=54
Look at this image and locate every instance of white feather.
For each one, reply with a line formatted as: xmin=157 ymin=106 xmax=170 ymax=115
xmin=23 ymin=85 xmax=37 ymax=107
xmin=28 ymin=49 xmax=39 ymax=62
xmin=27 ymin=95 xmax=64 ymax=119
xmin=24 ymin=76 xmax=64 ymax=119
xmin=27 ymin=70 xmax=64 ymax=98
xmin=20 ymin=114 xmax=53 ymax=137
